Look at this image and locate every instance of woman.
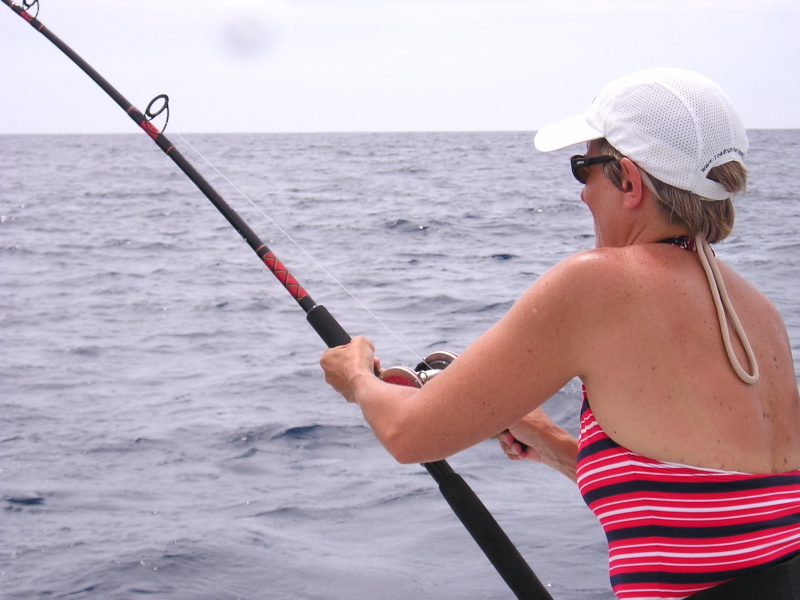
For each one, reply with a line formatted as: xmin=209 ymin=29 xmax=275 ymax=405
xmin=320 ymin=68 xmax=800 ymax=599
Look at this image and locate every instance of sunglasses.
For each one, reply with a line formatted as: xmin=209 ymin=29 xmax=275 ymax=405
xmin=570 ymin=154 xmax=618 ymax=184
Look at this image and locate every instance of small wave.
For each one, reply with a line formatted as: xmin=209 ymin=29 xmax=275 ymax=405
xmin=82 ymin=189 xmax=173 ymax=200
xmin=226 ymin=424 xmax=371 ymax=453
xmin=226 ymin=425 xmax=284 ymax=446
xmin=384 ymin=219 xmax=430 ymax=233
xmin=62 ymin=346 xmax=102 ymax=357
xmin=276 ymin=425 xmax=321 ymax=440
xmin=394 ymin=166 xmax=431 ymax=175
xmin=4 ymin=494 xmax=45 ymax=506
xmin=0 ymin=244 xmax=36 ymax=255
xmin=271 ymin=424 xmax=369 ymax=446
xmin=229 ymin=447 xmax=258 ymax=460
xmin=491 ymin=253 xmax=517 ymax=261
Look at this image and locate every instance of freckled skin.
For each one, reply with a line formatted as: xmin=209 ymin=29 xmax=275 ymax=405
xmin=321 ymin=141 xmax=800 ymax=476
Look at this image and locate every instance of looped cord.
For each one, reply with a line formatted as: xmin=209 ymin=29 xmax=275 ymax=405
xmin=696 ymin=234 xmax=759 ymax=384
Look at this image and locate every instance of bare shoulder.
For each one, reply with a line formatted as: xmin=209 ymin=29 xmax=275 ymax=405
xmin=717 ymin=259 xmax=784 ymax=311
xmin=488 ymin=248 xmax=648 ymax=376
xmin=548 ymin=244 xmax=661 ymax=280
xmin=518 ymin=246 xmax=649 ymax=308
xmin=716 ymin=259 xmax=792 ymax=338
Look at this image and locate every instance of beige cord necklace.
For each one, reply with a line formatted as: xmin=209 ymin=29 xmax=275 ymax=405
xmin=696 ymin=234 xmax=760 ymax=385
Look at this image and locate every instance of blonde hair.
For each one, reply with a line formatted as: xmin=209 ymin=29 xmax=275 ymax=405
xmin=595 ymin=138 xmax=747 ymax=244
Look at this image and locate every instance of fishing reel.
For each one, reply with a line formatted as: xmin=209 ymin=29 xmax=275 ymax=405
xmin=380 ymin=351 xmax=458 ymax=388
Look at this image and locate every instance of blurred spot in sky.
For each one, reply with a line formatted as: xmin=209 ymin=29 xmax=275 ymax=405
xmin=218 ymin=16 xmax=275 ymax=60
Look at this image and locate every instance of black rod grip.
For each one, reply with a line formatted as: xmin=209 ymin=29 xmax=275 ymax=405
xmin=306 ymin=304 xmax=351 ymax=348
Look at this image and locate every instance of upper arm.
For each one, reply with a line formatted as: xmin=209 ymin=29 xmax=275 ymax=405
xmin=381 ymin=251 xmax=604 ymax=462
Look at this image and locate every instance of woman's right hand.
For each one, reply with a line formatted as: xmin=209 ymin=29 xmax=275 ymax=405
xmin=320 ymin=336 xmax=379 ymax=404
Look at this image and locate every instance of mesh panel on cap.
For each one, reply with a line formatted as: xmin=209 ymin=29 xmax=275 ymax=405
xmin=604 ymin=81 xmax=698 ymax=193
xmin=587 ymin=68 xmax=746 ymax=199
xmin=660 ymin=72 xmax=736 ymax=171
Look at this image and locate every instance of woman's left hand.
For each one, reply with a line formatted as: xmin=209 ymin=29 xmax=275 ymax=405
xmin=496 ymin=408 xmax=579 ymax=482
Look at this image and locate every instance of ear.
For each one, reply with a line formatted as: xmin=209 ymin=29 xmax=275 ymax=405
xmin=618 ymin=158 xmax=645 ymax=209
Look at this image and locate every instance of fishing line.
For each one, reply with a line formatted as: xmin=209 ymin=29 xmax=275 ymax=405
xmin=2 ymin=2 xmax=553 ymax=597
xmin=173 ymin=132 xmax=429 ymax=367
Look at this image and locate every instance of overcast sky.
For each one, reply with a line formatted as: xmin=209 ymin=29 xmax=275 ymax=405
xmin=1 ymin=0 xmax=798 ymax=134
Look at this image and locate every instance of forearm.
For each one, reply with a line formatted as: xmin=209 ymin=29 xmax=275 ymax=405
xmin=348 ymin=371 xmax=424 ymax=463
xmin=321 ymin=338 xmax=446 ymax=463
xmin=537 ymin=427 xmax=578 ymax=482
xmin=323 ymin=337 xmax=578 ymax=467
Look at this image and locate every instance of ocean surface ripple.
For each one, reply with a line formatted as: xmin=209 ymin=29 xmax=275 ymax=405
xmin=1 ymin=130 xmax=798 ymax=599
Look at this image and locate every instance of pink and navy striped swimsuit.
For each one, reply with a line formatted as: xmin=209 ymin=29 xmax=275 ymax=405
xmin=577 ymin=389 xmax=800 ymax=599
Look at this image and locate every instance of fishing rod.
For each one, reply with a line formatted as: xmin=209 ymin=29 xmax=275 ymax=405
xmin=3 ymin=2 xmax=554 ymax=598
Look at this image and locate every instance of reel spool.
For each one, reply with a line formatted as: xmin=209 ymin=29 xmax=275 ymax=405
xmin=380 ymin=351 xmax=458 ymax=388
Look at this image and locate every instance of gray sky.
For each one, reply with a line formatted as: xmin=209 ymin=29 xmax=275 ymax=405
xmin=1 ymin=0 xmax=798 ymax=134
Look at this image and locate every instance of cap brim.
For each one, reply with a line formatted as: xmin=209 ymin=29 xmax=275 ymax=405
xmin=534 ymin=113 xmax=603 ymax=153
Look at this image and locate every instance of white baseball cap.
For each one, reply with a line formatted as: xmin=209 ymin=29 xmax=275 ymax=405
xmin=534 ymin=68 xmax=748 ymax=201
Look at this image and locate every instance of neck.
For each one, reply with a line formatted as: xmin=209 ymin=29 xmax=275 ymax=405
xmin=595 ymin=223 xmax=691 ymax=249
xmin=595 ymin=188 xmax=690 ymax=248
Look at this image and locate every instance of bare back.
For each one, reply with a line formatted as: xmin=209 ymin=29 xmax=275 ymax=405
xmin=578 ymin=243 xmax=800 ymax=474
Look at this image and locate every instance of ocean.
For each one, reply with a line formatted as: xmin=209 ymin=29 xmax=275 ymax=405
xmin=1 ymin=130 xmax=798 ymax=599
